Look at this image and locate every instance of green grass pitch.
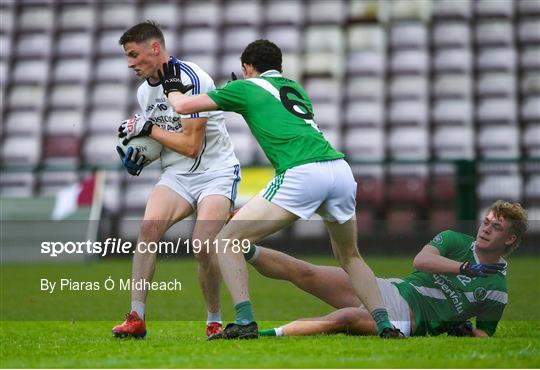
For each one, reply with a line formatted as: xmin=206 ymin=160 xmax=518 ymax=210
xmin=1 ymin=256 xmax=539 ymax=368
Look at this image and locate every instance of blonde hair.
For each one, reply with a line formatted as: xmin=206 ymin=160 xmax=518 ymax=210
xmin=487 ymin=200 xmax=528 ymax=255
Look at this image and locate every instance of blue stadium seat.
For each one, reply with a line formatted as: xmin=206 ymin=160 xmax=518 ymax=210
xmin=390 ymin=23 xmax=427 ymax=49
xmin=88 ymin=108 xmax=125 ymax=135
xmin=478 ymin=126 xmax=520 ymax=158
xmin=264 ymin=27 xmax=301 ymax=53
xmin=59 ymin=4 xmax=95 ymax=30
xmin=100 ymin=3 xmax=137 ymax=29
xmin=223 ymin=0 xmax=261 ymax=26
xmin=477 ymin=72 xmax=516 ymax=97
xmin=46 ymin=109 xmax=84 ymax=137
xmin=181 ymin=28 xmax=219 ymax=54
xmin=57 ymin=32 xmax=92 ymax=57
xmin=0 ymin=171 xmax=35 ymax=197
xmin=388 ymin=127 xmax=429 ymax=160
xmin=475 ymin=0 xmax=515 ymax=18
xmin=433 ymin=74 xmax=472 ymax=98
xmin=475 ymin=21 xmax=514 ymax=46
xmin=345 ymin=100 xmax=384 ymax=127
xmin=15 ymin=33 xmax=51 ymax=58
xmin=346 ymin=77 xmax=384 ymax=101
xmin=389 ymin=101 xmax=428 ymax=126
xmin=223 ymin=26 xmax=260 ymax=52
xmin=477 ymin=97 xmax=517 ymax=124
xmin=312 ymin=102 xmax=340 ymax=130
xmin=433 ymin=0 xmax=472 ymax=19
xmin=432 ymin=126 xmax=474 ymax=160
xmin=91 ymin=82 xmax=129 ymax=107
xmin=432 ymin=99 xmax=473 ymax=126
xmin=477 ymin=47 xmax=517 ymax=72
xmin=141 ymin=3 xmax=179 ymax=29
xmin=523 ymin=124 xmax=540 ymax=158
xmin=344 ymin=128 xmax=385 ymax=162
xmin=307 ymin=0 xmax=346 ymax=24
xmin=433 ymin=22 xmax=471 ymax=48
xmin=19 ymin=5 xmax=54 ymax=31
xmin=265 ymin=0 xmax=304 ymax=25
xmin=50 ymin=84 xmax=85 ymax=108
xmin=1 ymin=136 xmax=41 ymax=166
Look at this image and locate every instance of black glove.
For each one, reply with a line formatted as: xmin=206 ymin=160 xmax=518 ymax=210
xmin=116 ymin=146 xmax=145 ymax=176
xmin=446 ymin=321 xmax=473 ymax=337
xmin=157 ymin=60 xmax=194 ymax=96
xmin=118 ymin=115 xmax=154 ymax=146
xmin=231 ymin=72 xmax=238 ymax=81
xmin=459 ymin=261 xmax=506 ymax=278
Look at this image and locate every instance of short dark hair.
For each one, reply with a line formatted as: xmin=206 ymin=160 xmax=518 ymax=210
xmin=240 ymin=39 xmax=282 ymax=73
xmin=119 ymin=20 xmax=165 ymax=48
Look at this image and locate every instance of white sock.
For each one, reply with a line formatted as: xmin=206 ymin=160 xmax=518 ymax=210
xmin=207 ymin=311 xmax=222 ymax=324
xmin=275 ymin=327 xmax=284 ymax=337
xmin=247 ymin=244 xmax=262 ymax=263
xmin=131 ymin=301 xmax=145 ymax=319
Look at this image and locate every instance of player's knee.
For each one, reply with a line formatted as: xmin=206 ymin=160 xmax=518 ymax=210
xmin=139 ymin=219 xmax=166 ymax=241
xmin=192 ymin=249 xmax=214 ymax=264
xmin=334 ymin=308 xmax=360 ymax=328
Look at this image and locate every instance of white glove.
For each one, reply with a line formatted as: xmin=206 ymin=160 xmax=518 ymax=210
xmin=118 ymin=114 xmax=154 ymax=145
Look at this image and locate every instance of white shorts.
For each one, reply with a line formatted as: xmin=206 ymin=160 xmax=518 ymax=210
xmin=360 ymin=278 xmax=412 ymax=337
xmin=157 ymin=165 xmax=241 ymax=210
xmin=261 ymin=159 xmax=357 ymax=223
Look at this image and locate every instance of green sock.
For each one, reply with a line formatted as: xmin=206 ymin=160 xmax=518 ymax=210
xmin=372 ymin=308 xmax=393 ymax=334
xmin=259 ymin=328 xmax=276 ymax=336
xmin=234 ymin=300 xmax=254 ymax=325
xmin=243 ymin=244 xmax=257 ymax=261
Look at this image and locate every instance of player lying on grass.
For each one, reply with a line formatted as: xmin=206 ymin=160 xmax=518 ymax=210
xmin=245 ymin=200 xmax=528 ymax=337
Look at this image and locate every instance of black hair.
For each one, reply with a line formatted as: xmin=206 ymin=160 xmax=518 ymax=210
xmin=119 ymin=20 xmax=165 ymax=48
xmin=240 ymin=39 xmax=282 ymax=73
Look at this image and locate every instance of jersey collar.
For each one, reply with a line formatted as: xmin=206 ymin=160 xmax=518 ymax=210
xmin=260 ymin=70 xmax=282 ymax=78
xmin=147 ymin=56 xmax=180 ymax=87
xmin=471 ymin=242 xmax=508 ymax=272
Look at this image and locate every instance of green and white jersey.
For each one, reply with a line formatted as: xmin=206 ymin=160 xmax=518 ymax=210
xmin=393 ymin=230 xmax=508 ymax=336
xmin=207 ymin=70 xmax=344 ymax=174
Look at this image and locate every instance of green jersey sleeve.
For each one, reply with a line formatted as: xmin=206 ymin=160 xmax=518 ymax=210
xmin=207 ymin=80 xmax=247 ymax=115
xmin=428 ymin=230 xmax=458 ymax=256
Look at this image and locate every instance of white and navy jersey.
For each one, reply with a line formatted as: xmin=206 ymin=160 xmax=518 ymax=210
xmin=137 ymin=59 xmax=238 ymax=174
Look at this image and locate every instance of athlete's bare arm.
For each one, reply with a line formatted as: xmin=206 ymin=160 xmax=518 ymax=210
xmin=413 ymin=245 xmax=462 ymax=274
xmin=150 ymin=117 xmax=207 ymax=158
xmin=167 ymin=92 xmax=218 ymax=115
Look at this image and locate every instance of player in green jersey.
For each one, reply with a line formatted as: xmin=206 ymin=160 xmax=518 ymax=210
xmin=140 ymin=39 xmax=401 ymax=339
xmin=243 ymin=200 xmax=527 ymax=337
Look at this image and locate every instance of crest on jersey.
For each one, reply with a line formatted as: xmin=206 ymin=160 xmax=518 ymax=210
xmin=473 ymin=287 xmax=487 ymax=301
xmin=433 ymin=233 xmax=443 ymax=245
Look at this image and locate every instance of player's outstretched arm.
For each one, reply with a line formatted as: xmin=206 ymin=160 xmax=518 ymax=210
xmin=168 ymin=92 xmax=217 ymax=115
xmin=413 ymin=245 xmax=462 ymax=274
xmin=159 ymin=61 xmax=218 ymax=115
xmin=413 ymin=245 xmax=505 ymax=278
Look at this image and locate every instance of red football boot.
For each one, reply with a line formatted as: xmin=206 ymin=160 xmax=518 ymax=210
xmin=112 ymin=312 xmax=147 ymax=339
xmin=205 ymin=322 xmax=223 ymax=337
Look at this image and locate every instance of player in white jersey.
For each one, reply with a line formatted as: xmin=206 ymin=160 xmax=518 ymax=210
xmin=112 ymin=21 xmax=240 ymax=338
